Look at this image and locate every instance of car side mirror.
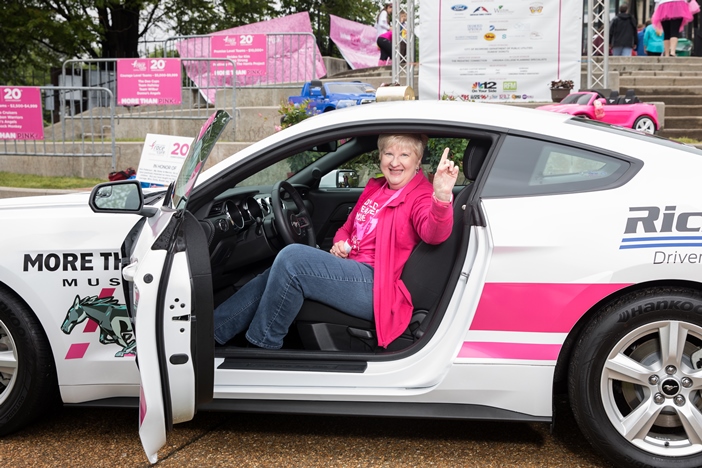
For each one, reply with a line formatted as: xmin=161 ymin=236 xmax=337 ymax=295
xmin=89 ymin=180 xmax=157 ymax=217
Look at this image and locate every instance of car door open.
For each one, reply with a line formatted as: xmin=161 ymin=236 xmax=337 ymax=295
xmin=89 ymin=110 xmax=231 ymax=462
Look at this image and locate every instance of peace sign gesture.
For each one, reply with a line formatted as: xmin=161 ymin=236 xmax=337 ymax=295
xmin=432 ymin=147 xmax=459 ymax=202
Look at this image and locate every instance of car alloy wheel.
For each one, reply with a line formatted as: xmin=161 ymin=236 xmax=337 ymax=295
xmin=0 ymin=318 xmax=18 ymax=406
xmin=634 ymin=116 xmax=656 ymax=134
xmin=0 ymin=289 xmax=57 ymax=436
xmin=570 ymin=288 xmax=702 ymax=467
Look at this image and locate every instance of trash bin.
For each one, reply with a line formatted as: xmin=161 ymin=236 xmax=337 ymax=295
xmin=677 ymin=38 xmax=692 ymax=56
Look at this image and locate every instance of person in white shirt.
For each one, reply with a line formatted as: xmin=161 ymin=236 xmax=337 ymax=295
xmin=375 ymin=3 xmax=392 ymax=38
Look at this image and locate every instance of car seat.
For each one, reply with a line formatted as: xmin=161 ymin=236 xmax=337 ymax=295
xmin=294 ymin=138 xmax=492 ymax=352
xmin=607 ymin=90 xmax=619 ymax=105
xmin=621 ymin=89 xmax=640 ymax=104
xmin=310 ymin=80 xmax=326 ymax=97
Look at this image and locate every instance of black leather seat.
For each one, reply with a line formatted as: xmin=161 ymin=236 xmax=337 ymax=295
xmin=621 ymin=89 xmax=640 ymax=104
xmin=607 ymin=90 xmax=619 ymax=105
xmin=295 ymin=138 xmax=492 ymax=352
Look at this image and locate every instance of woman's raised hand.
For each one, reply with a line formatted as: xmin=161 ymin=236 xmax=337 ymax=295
xmin=432 ymin=147 xmax=459 ymax=202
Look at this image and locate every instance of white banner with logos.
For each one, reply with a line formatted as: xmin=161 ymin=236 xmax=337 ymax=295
xmin=136 ymin=134 xmax=195 ymax=186
xmin=419 ymin=0 xmax=582 ymax=102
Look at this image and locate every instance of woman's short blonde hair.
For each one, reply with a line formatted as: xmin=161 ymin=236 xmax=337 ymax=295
xmin=378 ymin=134 xmax=428 ymax=161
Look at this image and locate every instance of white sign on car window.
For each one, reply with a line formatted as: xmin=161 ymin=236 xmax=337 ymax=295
xmin=136 ymin=133 xmax=195 ymax=186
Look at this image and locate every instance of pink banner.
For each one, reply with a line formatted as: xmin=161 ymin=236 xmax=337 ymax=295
xmin=116 ymin=58 xmax=182 ymax=106
xmin=0 ymin=87 xmax=44 ymax=140
xmin=211 ymin=34 xmax=267 ymax=77
xmin=176 ymin=12 xmax=327 ymax=104
xmin=329 ymin=15 xmax=380 ymax=70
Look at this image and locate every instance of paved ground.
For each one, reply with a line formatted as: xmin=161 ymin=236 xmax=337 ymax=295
xmin=0 ymin=399 xmax=613 ymax=467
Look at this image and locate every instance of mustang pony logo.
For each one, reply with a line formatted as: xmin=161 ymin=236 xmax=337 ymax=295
xmin=61 ymin=294 xmax=136 ymax=357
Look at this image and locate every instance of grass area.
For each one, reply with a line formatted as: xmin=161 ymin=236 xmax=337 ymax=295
xmin=0 ymin=172 xmax=105 ymax=189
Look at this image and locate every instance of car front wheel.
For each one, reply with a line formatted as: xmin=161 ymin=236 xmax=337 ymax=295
xmin=569 ymin=288 xmax=702 ymax=468
xmin=634 ymin=116 xmax=656 ymax=134
xmin=0 ymin=288 xmax=58 ymax=435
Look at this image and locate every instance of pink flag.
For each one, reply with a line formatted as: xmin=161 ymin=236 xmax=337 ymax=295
xmin=329 ymin=15 xmax=380 ymax=70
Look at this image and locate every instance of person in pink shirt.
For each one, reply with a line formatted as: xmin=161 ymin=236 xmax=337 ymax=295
xmin=214 ymin=134 xmax=458 ymax=349
xmin=377 ymin=29 xmax=393 ymax=66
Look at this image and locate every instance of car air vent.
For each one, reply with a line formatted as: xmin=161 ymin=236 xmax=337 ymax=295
xmin=209 ymin=202 xmax=225 ymax=217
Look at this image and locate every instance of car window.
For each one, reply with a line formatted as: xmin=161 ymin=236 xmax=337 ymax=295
xmin=482 ymin=135 xmax=630 ymax=197
xmin=327 ymin=83 xmax=375 ymax=94
xmin=560 ymin=93 xmax=592 ymax=105
xmin=320 ymin=137 xmax=469 ymax=189
xmin=238 ymin=140 xmax=348 ymax=187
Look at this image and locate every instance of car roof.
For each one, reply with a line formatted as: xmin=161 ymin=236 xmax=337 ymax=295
xmin=200 ymin=100 xmax=700 ymax=183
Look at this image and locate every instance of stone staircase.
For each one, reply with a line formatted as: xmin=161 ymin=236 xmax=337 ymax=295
xmin=609 ymin=56 xmax=702 ymax=139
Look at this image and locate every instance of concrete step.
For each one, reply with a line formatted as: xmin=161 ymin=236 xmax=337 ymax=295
xmin=619 ymin=71 xmax=702 ymax=77
xmin=639 ymin=95 xmax=702 ymax=105
xmin=658 ymin=128 xmax=702 ymax=140
xmin=628 ymin=86 xmax=702 ymax=96
xmin=619 ymin=77 xmax=702 ymax=87
xmin=661 ymin=116 xmax=702 ymax=130
xmin=663 ymin=105 xmax=702 ymax=117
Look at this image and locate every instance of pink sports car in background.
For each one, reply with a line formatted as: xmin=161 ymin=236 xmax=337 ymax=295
xmin=536 ymin=90 xmax=659 ymax=134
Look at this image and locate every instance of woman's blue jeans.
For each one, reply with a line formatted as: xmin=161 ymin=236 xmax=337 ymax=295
xmin=213 ymin=244 xmax=375 ymax=349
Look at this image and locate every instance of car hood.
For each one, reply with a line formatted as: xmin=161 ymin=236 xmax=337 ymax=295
xmin=536 ymin=104 xmax=578 ymax=113
xmin=0 ymin=191 xmax=90 ymax=211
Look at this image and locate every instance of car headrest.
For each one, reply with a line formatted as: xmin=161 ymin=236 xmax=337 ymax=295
xmin=463 ymin=139 xmax=490 ymax=181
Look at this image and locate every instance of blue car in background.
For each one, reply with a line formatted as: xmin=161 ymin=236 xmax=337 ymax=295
xmin=288 ymin=80 xmax=376 ymax=114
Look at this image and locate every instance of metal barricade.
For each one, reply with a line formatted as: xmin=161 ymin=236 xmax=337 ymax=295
xmin=164 ymin=32 xmax=318 ymax=88
xmin=0 ymin=86 xmax=116 ymax=169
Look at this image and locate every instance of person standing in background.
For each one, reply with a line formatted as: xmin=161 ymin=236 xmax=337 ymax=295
xmin=637 ymin=24 xmax=646 ymax=55
xmin=377 ymin=29 xmax=393 ymax=66
xmin=652 ymin=0 xmax=694 ymax=56
xmin=610 ymin=4 xmax=638 ymax=56
xmin=644 ymin=20 xmax=665 ymax=55
xmin=375 ymin=3 xmax=392 ymax=38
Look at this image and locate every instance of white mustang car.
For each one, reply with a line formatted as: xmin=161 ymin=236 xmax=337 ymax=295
xmin=1 ymin=102 xmax=702 ymax=468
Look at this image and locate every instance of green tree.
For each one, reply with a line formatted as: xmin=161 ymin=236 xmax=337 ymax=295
xmin=278 ymin=0 xmax=377 ymax=56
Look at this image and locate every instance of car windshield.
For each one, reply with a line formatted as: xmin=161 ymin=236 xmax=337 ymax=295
xmin=327 ymin=83 xmax=375 ymax=94
xmin=560 ymin=93 xmax=592 ymax=105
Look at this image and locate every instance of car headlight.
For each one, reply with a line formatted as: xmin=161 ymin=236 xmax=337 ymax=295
xmin=336 ymin=100 xmax=358 ymax=109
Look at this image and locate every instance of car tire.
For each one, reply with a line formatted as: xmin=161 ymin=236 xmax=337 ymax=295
xmin=569 ymin=287 xmax=702 ymax=468
xmin=0 ymin=288 xmax=58 ymax=436
xmin=634 ymin=116 xmax=656 ymax=134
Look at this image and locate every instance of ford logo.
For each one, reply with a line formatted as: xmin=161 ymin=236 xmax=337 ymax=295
xmin=452 ymin=4 xmax=468 ymax=11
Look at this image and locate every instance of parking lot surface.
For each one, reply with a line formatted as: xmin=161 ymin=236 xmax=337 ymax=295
xmin=0 ymin=399 xmax=612 ymax=467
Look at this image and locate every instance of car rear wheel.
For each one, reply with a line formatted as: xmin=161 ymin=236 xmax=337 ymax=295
xmin=569 ymin=288 xmax=702 ymax=467
xmin=0 ymin=289 xmax=58 ymax=435
xmin=634 ymin=116 xmax=656 ymax=134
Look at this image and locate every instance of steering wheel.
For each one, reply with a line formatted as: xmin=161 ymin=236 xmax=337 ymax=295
xmin=270 ymin=181 xmax=316 ymax=247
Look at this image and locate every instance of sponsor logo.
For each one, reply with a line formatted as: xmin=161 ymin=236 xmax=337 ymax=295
xmin=467 ymin=24 xmax=483 ymax=32
xmin=503 ymin=81 xmax=517 ymax=91
xmin=484 ymin=32 xmax=496 ymax=41
xmin=61 ymin=290 xmax=135 ymax=359
xmin=618 ymin=299 xmax=702 ymax=322
xmin=222 ymin=35 xmax=238 ymax=46
xmin=149 ymin=140 xmax=167 ymax=155
xmin=452 ymin=4 xmax=469 ymax=11
xmin=494 ymin=5 xmax=514 ymax=14
xmin=529 ymin=3 xmax=544 ymax=14
xmin=530 ymin=32 xmax=543 ymax=40
xmin=471 ymin=81 xmax=498 ymax=93
xmin=622 ymin=206 xmax=702 ymax=264
xmin=130 ymin=60 xmax=147 ymax=72
xmin=470 ymin=6 xmax=491 ymax=15
xmin=489 ymin=24 xmax=508 ymax=31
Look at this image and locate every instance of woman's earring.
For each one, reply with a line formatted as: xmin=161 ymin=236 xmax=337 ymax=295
xmin=415 ymin=166 xmax=420 ymax=173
